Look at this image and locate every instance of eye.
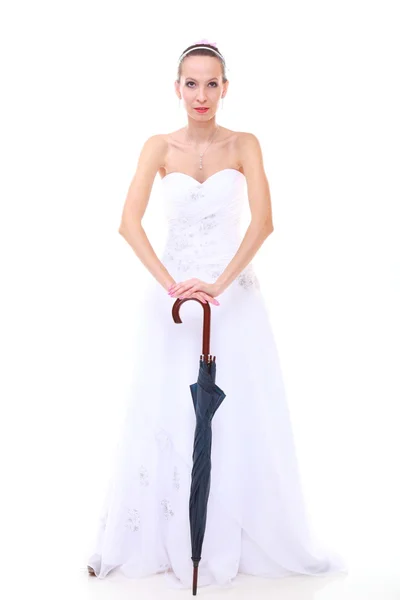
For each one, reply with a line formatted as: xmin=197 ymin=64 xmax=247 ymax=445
xmin=185 ymin=81 xmax=219 ymax=88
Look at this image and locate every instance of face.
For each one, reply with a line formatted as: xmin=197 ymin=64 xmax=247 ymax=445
xmin=175 ymin=55 xmax=228 ymax=119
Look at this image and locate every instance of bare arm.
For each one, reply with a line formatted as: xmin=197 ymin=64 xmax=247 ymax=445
xmin=214 ymin=132 xmax=274 ymax=293
xmin=118 ymin=135 xmax=175 ymax=291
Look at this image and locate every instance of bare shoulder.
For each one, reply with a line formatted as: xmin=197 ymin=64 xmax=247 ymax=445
xmin=133 ymin=133 xmax=169 ymax=178
xmin=139 ymin=133 xmax=168 ymax=158
xmin=234 ymin=131 xmax=265 ymax=172
xmin=236 ymin=131 xmax=263 ymax=157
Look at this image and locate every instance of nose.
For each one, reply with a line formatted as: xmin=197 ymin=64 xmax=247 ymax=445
xmin=197 ymin=88 xmax=208 ymax=102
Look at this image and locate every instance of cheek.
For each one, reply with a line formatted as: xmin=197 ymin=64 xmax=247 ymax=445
xmin=182 ymin=89 xmax=194 ymax=103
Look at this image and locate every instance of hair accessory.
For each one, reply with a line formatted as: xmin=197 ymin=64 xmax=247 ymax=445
xmin=178 ymin=44 xmax=225 ymax=65
xmin=194 ymin=38 xmax=218 ymax=48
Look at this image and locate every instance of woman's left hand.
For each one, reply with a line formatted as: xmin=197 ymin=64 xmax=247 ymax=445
xmin=168 ymin=278 xmax=223 ymax=304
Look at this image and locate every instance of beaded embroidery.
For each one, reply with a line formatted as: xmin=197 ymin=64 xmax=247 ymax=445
xmin=237 ymin=266 xmax=261 ymax=290
xmin=155 ymin=429 xmax=171 ymax=449
xmin=173 ymin=466 xmax=180 ymax=490
xmin=126 ymin=508 xmax=140 ymax=532
xmin=162 ymin=179 xmax=261 ymax=289
xmin=161 ymin=499 xmax=174 ymax=519
xmin=139 ymin=465 xmax=149 ymax=487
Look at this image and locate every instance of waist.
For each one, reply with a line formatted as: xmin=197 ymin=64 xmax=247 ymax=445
xmin=162 ymin=233 xmax=241 ymax=263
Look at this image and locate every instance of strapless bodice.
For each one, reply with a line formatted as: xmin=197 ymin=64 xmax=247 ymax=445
xmin=160 ymin=169 xmax=260 ymax=290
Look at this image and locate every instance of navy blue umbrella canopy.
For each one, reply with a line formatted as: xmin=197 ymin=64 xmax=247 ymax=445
xmin=172 ymin=298 xmax=226 ymax=595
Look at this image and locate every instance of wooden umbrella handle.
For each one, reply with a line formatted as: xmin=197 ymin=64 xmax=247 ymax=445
xmin=172 ymin=298 xmax=211 ymax=359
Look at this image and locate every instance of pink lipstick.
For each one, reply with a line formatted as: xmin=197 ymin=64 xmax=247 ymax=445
xmin=194 ymin=108 xmax=209 ymax=113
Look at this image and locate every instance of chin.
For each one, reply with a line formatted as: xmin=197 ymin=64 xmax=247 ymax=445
xmin=192 ymin=111 xmax=214 ymax=117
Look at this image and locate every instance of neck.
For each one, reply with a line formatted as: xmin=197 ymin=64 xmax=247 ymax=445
xmin=185 ymin=116 xmax=219 ymax=144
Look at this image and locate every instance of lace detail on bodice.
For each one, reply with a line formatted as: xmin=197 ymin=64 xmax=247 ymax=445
xmin=160 ymin=170 xmax=260 ymax=290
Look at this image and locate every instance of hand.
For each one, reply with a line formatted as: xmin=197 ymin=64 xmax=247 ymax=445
xmin=167 ymin=278 xmax=222 ymax=306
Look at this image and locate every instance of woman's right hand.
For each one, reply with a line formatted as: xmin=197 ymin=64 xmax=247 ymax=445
xmin=175 ymin=290 xmax=219 ymax=305
xmin=167 ymin=283 xmax=219 ymax=306
xmin=188 ymin=290 xmax=220 ymax=305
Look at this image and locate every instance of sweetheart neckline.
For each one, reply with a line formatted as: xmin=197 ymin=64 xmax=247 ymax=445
xmin=161 ymin=168 xmax=245 ymax=186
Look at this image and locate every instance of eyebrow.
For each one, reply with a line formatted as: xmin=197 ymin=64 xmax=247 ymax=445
xmin=185 ymin=77 xmax=218 ymax=82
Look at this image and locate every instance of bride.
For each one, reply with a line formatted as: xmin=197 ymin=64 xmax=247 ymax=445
xmin=86 ymin=39 xmax=347 ymax=590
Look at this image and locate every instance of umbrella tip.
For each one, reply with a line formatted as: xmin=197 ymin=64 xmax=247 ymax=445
xmin=192 ymin=562 xmax=199 ymax=595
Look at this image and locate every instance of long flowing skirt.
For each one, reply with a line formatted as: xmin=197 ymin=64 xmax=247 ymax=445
xmin=87 ymin=269 xmax=347 ymax=589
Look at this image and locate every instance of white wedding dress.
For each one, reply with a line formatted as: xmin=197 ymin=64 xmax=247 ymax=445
xmin=86 ymin=168 xmax=347 ymax=590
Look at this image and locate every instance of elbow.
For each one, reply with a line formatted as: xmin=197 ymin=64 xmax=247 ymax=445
xmin=118 ymin=216 xmax=126 ymax=235
xmin=259 ymin=219 xmax=274 ymax=237
xmin=118 ymin=219 xmax=142 ymax=237
xmin=252 ymin=215 xmax=273 ymax=237
xmin=264 ymin=216 xmax=274 ymax=233
xmin=118 ymin=221 xmax=130 ymax=238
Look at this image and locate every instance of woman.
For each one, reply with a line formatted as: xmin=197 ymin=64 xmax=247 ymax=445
xmin=86 ymin=40 xmax=347 ymax=590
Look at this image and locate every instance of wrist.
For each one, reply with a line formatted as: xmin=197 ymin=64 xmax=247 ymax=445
xmin=214 ymin=281 xmax=226 ymax=296
xmin=163 ymin=279 xmax=175 ymax=292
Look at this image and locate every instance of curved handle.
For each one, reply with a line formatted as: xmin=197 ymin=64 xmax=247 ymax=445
xmin=172 ymin=298 xmax=211 ymax=359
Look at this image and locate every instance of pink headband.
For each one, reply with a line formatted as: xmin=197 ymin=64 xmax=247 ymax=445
xmin=178 ymin=39 xmax=225 ymax=64
xmin=194 ymin=38 xmax=218 ymax=47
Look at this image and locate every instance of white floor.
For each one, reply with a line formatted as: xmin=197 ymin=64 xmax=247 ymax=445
xmin=74 ymin=564 xmax=399 ymax=600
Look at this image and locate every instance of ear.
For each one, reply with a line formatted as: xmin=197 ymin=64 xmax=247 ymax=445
xmin=174 ymin=80 xmax=181 ymax=99
xmin=222 ymin=80 xmax=229 ymax=98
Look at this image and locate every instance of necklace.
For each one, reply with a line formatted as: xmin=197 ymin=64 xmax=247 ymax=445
xmin=185 ymin=125 xmax=219 ymax=170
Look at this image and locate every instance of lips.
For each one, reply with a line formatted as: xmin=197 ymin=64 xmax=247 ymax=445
xmin=194 ymin=107 xmax=209 ymax=113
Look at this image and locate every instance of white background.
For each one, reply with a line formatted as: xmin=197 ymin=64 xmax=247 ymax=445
xmin=1 ymin=1 xmax=399 ymax=598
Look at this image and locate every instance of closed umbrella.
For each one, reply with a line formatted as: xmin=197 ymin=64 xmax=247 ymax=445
xmin=172 ymin=298 xmax=226 ymax=595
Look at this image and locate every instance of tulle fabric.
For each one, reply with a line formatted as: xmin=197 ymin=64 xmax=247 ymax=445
xmin=87 ymin=170 xmax=347 ymax=589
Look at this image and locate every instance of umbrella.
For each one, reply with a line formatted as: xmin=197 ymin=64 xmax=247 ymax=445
xmin=172 ymin=298 xmax=226 ymax=595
